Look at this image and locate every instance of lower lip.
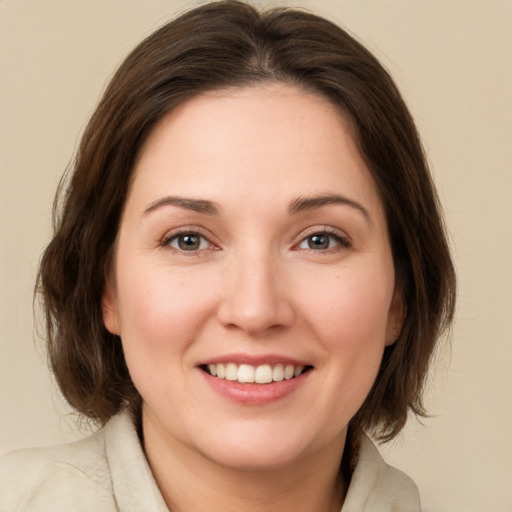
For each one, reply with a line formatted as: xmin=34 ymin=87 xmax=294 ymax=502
xmin=200 ymin=369 xmax=311 ymax=405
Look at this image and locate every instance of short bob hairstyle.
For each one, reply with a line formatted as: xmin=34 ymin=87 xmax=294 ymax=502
xmin=38 ymin=0 xmax=455 ymax=442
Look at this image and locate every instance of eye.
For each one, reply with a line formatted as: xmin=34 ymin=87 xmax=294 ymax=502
xmin=165 ymin=232 xmax=213 ymax=252
xmin=297 ymin=231 xmax=350 ymax=251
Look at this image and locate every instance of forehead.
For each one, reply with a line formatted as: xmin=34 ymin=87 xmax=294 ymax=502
xmin=128 ymin=83 xmax=384 ymax=221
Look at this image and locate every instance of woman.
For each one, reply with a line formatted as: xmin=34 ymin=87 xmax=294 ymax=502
xmin=0 ymin=1 xmax=455 ymax=510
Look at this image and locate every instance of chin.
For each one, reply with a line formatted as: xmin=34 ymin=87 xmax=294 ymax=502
xmin=193 ymin=425 xmax=327 ymax=472
xmin=204 ymin=443 xmax=307 ymax=472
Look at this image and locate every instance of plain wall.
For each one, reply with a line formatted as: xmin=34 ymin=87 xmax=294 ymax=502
xmin=1 ymin=1 xmax=511 ymax=511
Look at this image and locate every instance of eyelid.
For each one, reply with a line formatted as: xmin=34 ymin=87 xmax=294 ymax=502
xmin=293 ymin=226 xmax=352 ymax=250
xmin=161 ymin=226 xmax=220 ymax=250
xmin=159 ymin=225 xmax=351 ymax=252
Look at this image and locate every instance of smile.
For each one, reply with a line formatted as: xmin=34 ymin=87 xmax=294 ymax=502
xmin=204 ymin=363 xmax=310 ymax=384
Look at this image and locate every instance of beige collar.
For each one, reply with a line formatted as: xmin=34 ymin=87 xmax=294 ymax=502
xmin=104 ymin=412 xmax=420 ymax=512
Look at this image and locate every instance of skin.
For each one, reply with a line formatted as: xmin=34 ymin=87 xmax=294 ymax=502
xmin=103 ymin=83 xmax=403 ymax=512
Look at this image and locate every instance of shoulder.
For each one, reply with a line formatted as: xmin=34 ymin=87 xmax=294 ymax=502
xmin=343 ymin=434 xmax=420 ymax=512
xmin=0 ymin=426 xmax=117 ymax=512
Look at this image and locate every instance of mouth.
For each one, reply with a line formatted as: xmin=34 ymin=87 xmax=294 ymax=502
xmin=201 ymin=363 xmax=313 ymax=384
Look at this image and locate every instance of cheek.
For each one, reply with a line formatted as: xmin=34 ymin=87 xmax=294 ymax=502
xmin=115 ymin=265 xmax=221 ymax=405
xmin=115 ymin=263 xmax=218 ymax=359
xmin=301 ymin=264 xmax=393 ymax=387
xmin=302 ymin=268 xmax=394 ymax=347
xmin=299 ymin=269 xmax=393 ymax=426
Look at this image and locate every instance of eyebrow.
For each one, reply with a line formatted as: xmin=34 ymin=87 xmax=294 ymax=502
xmin=288 ymin=194 xmax=372 ymax=224
xmin=143 ymin=196 xmax=220 ymax=216
xmin=143 ymin=193 xmax=371 ymax=224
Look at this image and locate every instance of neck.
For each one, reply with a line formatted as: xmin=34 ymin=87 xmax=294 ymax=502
xmin=142 ymin=411 xmax=347 ymax=512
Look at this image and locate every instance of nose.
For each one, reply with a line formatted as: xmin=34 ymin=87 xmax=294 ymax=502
xmin=216 ymin=249 xmax=295 ymax=335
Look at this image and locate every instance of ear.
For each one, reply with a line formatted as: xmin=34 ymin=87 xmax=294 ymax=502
xmin=102 ymin=277 xmax=120 ymax=335
xmin=385 ymin=286 xmax=405 ymax=347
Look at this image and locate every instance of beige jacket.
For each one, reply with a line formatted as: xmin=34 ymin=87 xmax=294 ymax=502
xmin=0 ymin=412 xmax=420 ymax=511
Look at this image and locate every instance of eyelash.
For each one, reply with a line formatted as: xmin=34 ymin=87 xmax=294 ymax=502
xmin=294 ymin=228 xmax=351 ymax=252
xmin=161 ymin=228 xmax=217 ymax=254
xmin=161 ymin=227 xmax=351 ymax=254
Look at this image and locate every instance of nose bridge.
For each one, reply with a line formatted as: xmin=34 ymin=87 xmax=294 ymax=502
xmin=217 ymin=241 xmax=293 ymax=334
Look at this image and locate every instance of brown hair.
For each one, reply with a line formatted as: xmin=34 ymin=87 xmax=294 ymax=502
xmin=38 ymin=0 xmax=455 ymax=441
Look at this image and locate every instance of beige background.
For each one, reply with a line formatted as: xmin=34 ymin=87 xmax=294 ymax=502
xmin=1 ymin=1 xmax=511 ymax=510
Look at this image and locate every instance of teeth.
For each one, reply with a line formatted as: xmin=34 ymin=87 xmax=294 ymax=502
xmin=237 ymin=364 xmax=255 ymax=383
xmin=205 ymin=363 xmax=308 ymax=384
xmin=272 ymin=364 xmax=284 ymax=382
xmin=216 ymin=364 xmax=226 ymax=379
xmin=255 ymin=365 xmax=273 ymax=384
xmin=225 ymin=363 xmax=238 ymax=381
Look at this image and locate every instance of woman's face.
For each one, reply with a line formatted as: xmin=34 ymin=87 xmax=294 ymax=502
xmin=103 ymin=83 xmax=402 ymax=471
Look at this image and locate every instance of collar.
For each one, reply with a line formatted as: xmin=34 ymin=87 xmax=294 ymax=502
xmin=104 ymin=411 xmax=419 ymax=512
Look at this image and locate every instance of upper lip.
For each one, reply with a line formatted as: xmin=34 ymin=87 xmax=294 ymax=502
xmin=198 ymin=353 xmax=311 ymax=367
